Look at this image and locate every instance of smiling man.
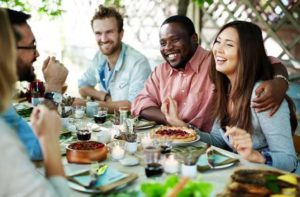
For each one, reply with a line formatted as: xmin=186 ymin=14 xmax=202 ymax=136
xmin=77 ymin=5 xmax=151 ymax=112
xmin=131 ymin=15 xmax=290 ymax=132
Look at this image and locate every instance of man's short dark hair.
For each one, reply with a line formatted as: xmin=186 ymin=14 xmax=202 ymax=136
xmin=5 ymin=8 xmax=31 ymax=25
xmin=161 ymin=15 xmax=196 ymax=36
xmin=3 ymin=8 xmax=29 ymax=41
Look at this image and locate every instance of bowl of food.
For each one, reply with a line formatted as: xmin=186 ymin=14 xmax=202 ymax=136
xmin=66 ymin=141 xmax=108 ymax=164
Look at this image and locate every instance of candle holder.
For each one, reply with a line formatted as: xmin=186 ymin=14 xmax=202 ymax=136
xmin=163 ymin=154 xmax=178 ymax=174
xmin=111 ymin=142 xmax=125 ymax=160
xmin=125 ymin=141 xmax=137 ymax=154
xmin=86 ymin=101 xmax=99 ymax=118
xmin=181 ymin=153 xmax=198 ymax=178
xmin=74 ymin=106 xmax=85 ymax=119
xmin=140 ymin=133 xmax=153 ymax=148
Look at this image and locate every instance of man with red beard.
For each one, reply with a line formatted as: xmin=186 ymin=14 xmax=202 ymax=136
xmin=1 ymin=8 xmax=68 ymax=160
xmin=132 ymin=15 xmax=289 ymax=132
xmin=77 ymin=5 xmax=151 ymax=113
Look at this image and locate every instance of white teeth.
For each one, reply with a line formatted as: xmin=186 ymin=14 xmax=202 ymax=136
xmin=168 ymin=54 xmax=176 ymax=59
xmin=216 ymin=56 xmax=226 ymax=61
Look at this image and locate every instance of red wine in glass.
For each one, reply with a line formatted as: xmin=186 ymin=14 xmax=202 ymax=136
xmin=145 ymin=163 xmax=163 ymax=177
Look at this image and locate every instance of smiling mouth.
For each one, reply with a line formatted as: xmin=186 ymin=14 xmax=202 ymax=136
xmin=215 ymin=56 xmax=227 ymax=65
xmin=166 ymin=53 xmax=179 ymax=62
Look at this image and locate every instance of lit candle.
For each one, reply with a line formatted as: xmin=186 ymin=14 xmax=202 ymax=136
xmin=111 ymin=145 xmax=125 ymax=160
xmin=141 ymin=134 xmax=152 ymax=148
xmin=164 ymin=155 xmax=178 ymax=174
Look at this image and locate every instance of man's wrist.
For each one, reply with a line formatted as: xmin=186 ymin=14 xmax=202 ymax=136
xmin=45 ymin=83 xmax=63 ymax=93
xmin=274 ymin=74 xmax=289 ymax=86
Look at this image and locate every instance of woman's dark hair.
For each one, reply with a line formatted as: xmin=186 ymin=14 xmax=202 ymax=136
xmin=209 ymin=20 xmax=297 ymax=134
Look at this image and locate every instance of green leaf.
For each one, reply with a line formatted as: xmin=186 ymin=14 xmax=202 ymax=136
xmin=141 ymin=175 xmax=213 ymax=197
xmin=164 ymin=175 xmax=179 ymax=188
xmin=266 ymin=181 xmax=280 ymax=193
xmin=265 ymin=175 xmax=280 ymax=193
xmin=141 ymin=182 xmax=166 ymax=197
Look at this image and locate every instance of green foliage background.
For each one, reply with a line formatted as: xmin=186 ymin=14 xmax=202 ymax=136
xmin=0 ymin=0 xmax=64 ymax=17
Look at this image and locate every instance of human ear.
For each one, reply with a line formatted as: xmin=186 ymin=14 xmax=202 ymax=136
xmin=191 ymin=33 xmax=198 ymax=44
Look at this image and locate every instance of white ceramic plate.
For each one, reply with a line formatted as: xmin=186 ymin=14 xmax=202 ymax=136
xmin=197 ymin=148 xmax=239 ymax=169
xmin=172 ymin=135 xmax=200 ymax=146
xmin=135 ymin=121 xmax=156 ymax=130
xmin=119 ymin=156 xmax=139 ymax=166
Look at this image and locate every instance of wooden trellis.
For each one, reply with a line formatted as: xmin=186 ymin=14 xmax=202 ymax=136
xmin=199 ymin=0 xmax=300 ymax=80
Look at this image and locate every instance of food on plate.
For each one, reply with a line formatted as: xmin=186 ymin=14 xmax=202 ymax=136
xmin=152 ymin=126 xmax=197 ymax=143
xmin=217 ymin=168 xmax=300 ymax=197
xmin=68 ymin=141 xmax=104 ymax=150
xmin=66 ymin=141 xmax=107 ymax=164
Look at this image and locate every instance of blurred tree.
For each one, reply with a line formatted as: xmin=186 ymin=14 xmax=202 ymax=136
xmin=178 ymin=0 xmax=213 ymax=15
xmin=0 ymin=0 xmax=63 ymax=17
xmin=104 ymin=0 xmax=122 ymax=8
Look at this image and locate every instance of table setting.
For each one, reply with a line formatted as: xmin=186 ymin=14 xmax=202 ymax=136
xmin=15 ymin=100 xmax=300 ymax=197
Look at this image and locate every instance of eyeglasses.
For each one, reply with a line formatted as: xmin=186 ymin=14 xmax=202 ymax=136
xmin=17 ymin=44 xmax=37 ymax=52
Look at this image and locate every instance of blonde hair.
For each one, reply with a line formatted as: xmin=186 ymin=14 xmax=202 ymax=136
xmin=0 ymin=8 xmax=17 ymax=113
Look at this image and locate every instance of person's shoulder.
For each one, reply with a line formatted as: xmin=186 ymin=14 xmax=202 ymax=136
xmin=151 ymin=61 xmax=171 ymax=75
xmin=0 ymin=118 xmax=18 ymax=144
xmin=2 ymin=105 xmax=16 ymax=117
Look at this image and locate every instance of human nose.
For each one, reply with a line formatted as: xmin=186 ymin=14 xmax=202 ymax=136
xmin=99 ymin=33 xmax=109 ymax=43
xmin=214 ymin=43 xmax=224 ymax=54
xmin=35 ymin=49 xmax=40 ymax=58
xmin=163 ymin=41 xmax=174 ymax=51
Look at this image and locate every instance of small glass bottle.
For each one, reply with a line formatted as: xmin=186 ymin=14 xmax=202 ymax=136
xmin=31 ymin=89 xmax=39 ymax=106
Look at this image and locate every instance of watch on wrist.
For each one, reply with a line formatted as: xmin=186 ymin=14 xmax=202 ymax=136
xmin=44 ymin=92 xmax=63 ymax=105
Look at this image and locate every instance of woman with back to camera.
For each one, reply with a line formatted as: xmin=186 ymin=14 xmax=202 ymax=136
xmin=162 ymin=21 xmax=298 ymax=172
xmin=0 ymin=8 xmax=70 ymax=196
